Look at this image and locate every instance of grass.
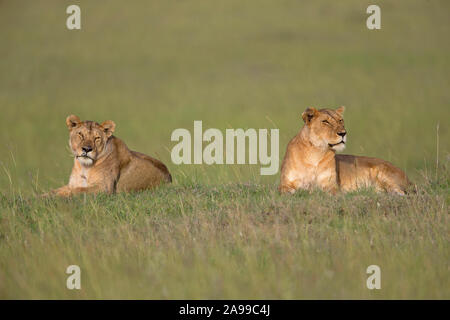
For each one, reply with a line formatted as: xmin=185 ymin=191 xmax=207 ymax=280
xmin=0 ymin=177 xmax=448 ymax=299
xmin=0 ymin=0 xmax=449 ymax=299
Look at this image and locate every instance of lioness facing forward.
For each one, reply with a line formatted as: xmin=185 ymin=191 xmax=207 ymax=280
xmin=279 ymin=107 xmax=411 ymax=195
xmin=48 ymin=115 xmax=171 ymax=197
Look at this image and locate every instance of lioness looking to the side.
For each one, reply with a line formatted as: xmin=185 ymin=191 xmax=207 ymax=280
xmin=279 ymin=106 xmax=411 ymax=195
xmin=48 ymin=115 xmax=172 ymax=197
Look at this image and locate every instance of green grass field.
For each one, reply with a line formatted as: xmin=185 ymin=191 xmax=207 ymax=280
xmin=0 ymin=0 xmax=448 ymax=299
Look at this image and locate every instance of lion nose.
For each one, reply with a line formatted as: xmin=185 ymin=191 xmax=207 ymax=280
xmin=82 ymin=146 xmax=93 ymax=153
xmin=338 ymin=131 xmax=347 ymax=137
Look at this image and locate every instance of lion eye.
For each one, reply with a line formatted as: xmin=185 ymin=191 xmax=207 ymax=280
xmin=322 ymin=120 xmax=330 ymax=125
xmin=95 ymin=137 xmax=101 ymax=143
xmin=77 ymin=133 xmax=84 ymax=140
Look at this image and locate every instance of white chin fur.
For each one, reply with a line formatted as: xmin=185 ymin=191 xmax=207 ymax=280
xmin=77 ymin=157 xmax=94 ymax=166
xmin=332 ymin=143 xmax=346 ymax=152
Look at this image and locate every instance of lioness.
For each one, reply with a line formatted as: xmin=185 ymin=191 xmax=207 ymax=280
xmin=47 ymin=115 xmax=172 ymax=197
xmin=279 ymin=106 xmax=411 ymax=195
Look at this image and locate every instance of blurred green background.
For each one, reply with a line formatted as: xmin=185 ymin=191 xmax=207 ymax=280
xmin=0 ymin=0 xmax=449 ymax=193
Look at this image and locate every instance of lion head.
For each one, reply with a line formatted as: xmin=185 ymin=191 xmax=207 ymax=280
xmin=66 ymin=115 xmax=116 ymax=166
xmin=301 ymin=106 xmax=347 ymax=152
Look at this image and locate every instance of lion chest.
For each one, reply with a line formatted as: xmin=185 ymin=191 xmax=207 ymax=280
xmin=285 ymin=154 xmax=336 ymax=189
xmin=69 ymin=167 xmax=90 ymax=188
xmin=286 ymin=165 xmax=319 ymax=188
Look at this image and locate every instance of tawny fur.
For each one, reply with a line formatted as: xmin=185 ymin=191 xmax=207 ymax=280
xmin=279 ymin=107 xmax=411 ymax=195
xmin=47 ymin=115 xmax=171 ymax=197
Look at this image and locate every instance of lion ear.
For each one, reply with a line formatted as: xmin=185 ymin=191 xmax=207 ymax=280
xmin=301 ymin=107 xmax=318 ymax=124
xmin=336 ymin=106 xmax=345 ymax=115
xmin=66 ymin=115 xmax=81 ymax=130
xmin=101 ymin=120 xmax=116 ymax=137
